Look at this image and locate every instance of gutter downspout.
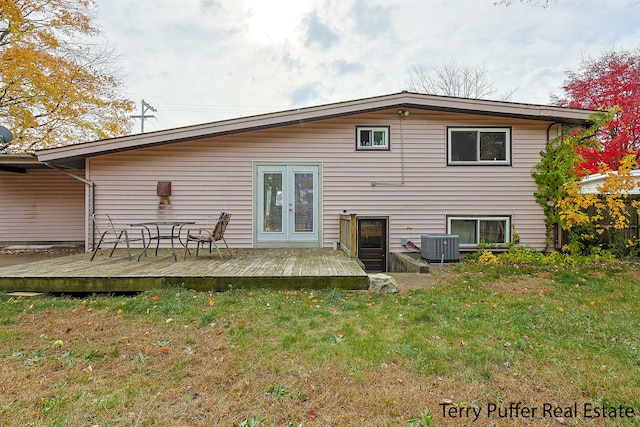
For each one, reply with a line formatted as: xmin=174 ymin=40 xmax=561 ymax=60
xmin=370 ymin=109 xmax=408 ymax=187
xmin=545 ymin=122 xmax=561 ymax=251
xmin=43 ymin=162 xmax=95 ymax=251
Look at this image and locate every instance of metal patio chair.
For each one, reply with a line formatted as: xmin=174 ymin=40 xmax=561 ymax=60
xmin=90 ymin=214 xmax=146 ymax=261
xmin=184 ymin=212 xmax=232 ymax=259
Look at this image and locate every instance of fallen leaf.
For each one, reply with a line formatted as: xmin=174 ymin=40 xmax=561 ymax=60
xmin=166 ymin=318 xmax=174 ymax=324
xmin=152 ymin=295 xmax=161 ymax=301
xmin=83 ymin=365 xmax=93 ymax=375
xmin=556 ymin=306 xmax=564 ymax=312
xmin=160 ymin=348 xmax=169 ymax=354
xmin=306 ymin=409 xmax=318 ymax=421
xmin=209 ymin=299 xmax=215 ymax=306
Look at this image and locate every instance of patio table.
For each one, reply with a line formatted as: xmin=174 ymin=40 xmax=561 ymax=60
xmin=128 ymin=221 xmax=196 ymax=261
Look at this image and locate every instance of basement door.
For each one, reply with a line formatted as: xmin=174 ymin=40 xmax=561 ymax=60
xmin=256 ymin=165 xmax=319 ymax=246
xmin=357 ymin=218 xmax=388 ymax=272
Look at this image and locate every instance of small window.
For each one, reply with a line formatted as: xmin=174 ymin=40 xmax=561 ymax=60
xmin=356 ymin=126 xmax=390 ymax=151
xmin=447 ymin=216 xmax=510 ymax=247
xmin=448 ymin=127 xmax=511 ymax=164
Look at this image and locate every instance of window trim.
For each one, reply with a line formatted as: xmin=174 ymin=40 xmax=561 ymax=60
xmin=447 ymin=215 xmax=511 ymax=248
xmin=447 ymin=126 xmax=512 ymax=165
xmin=355 ymin=125 xmax=391 ymax=151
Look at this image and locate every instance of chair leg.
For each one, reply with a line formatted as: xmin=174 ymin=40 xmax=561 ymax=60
xmin=222 ymin=237 xmax=232 ymax=257
xmin=212 ymin=240 xmax=222 ymax=258
xmin=140 ymin=229 xmax=147 ymax=258
xmin=90 ymin=232 xmax=108 ymax=261
xmin=110 ymin=230 xmax=131 ymax=260
xmin=184 ymin=238 xmax=190 ymax=260
xmin=124 ymin=230 xmax=132 ymax=260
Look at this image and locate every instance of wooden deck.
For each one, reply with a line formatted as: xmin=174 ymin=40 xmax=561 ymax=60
xmin=0 ymin=248 xmax=369 ymax=293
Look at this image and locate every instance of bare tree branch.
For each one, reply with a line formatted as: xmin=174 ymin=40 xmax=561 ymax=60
xmin=494 ymin=0 xmax=556 ymax=7
xmin=406 ymin=62 xmax=516 ymax=100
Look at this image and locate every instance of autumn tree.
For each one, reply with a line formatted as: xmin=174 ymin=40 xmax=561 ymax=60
xmin=533 ymin=109 xmax=640 ymax=255
xmin=551 ymin=48 xmax=640 ymax=175
xmin=0 ymin=0 xmax=134 ymax=153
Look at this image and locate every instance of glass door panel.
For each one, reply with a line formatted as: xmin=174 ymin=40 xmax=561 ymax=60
xmin=294 ymin=172 xmax=314 ymax=233
xmin=262 ymin=172 xmax=283 ymax=233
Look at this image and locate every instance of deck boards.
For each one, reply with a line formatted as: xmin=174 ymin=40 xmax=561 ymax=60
xmin=0 ymin=248 xmax=369 ymax=293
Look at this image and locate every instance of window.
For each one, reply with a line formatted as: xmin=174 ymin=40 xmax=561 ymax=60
xmin=448 ymin=127 xmax=511 ymax=164
xmin=356 ymin=126 xmax=390 ymax=151
xmin=447 ymin=216 xmax=510 ymax=247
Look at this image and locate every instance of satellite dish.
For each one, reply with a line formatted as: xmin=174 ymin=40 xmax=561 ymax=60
xmin=0 ymin=126 xmax=13 ymax=144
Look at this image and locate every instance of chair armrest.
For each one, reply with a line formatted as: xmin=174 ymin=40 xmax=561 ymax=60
xmin=186 ymin=228 xmax=212 ymax=238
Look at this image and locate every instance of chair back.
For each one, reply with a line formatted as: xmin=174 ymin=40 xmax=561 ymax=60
xmin=92 ymin=214 xmax=117 ymax=236
xmin=212 ymin=212 xmax=231 ymax=241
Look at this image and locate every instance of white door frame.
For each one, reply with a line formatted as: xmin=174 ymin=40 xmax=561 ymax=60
xmin=254 ymin=162 xmax=322 ymax=248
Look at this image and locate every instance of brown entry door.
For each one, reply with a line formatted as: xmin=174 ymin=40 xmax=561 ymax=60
xmin=357 ymin=218 xmax=387 ymax=272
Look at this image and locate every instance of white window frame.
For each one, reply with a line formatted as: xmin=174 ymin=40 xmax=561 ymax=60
xmin=447 ymin=127 xmax=511 ymax=165
xmin=447 ymin=216 xmax=511 ymax=248
xmin=356 ymin=126 xmax=390 ymax=151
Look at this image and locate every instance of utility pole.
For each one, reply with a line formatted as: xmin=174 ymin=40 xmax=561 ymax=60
xmin=131 ymin=99 xmax=157 ymax=133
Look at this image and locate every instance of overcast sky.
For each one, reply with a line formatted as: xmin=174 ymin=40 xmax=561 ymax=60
xmin=94 ymin=0 xmax=640 ymax=133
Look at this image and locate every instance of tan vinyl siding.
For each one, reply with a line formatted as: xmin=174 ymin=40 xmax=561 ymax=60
xmin=0 ymin=169 xmax=84 ymax=244
xmin=88 ymin=109 xmax=550 ymax=251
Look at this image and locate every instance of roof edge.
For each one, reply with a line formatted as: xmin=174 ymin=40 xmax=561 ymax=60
xmin=37 ymin=91 xmax=596 ymax=163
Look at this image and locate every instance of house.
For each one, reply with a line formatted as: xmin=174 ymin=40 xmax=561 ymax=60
xmin=0 ymin=154 xmax=85 ymax=245
xmin=1 ymin=92 xmax=594 ymax=271
xmin=578 ymin=170 xmax=640 ymax=245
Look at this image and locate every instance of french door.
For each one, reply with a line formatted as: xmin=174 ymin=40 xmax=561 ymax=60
xmin=256 ymin=164 xmax=319 ymax=245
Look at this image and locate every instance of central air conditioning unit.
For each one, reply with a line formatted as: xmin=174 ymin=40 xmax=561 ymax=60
xmin=421 ymin=234 xmax=460 ymax=263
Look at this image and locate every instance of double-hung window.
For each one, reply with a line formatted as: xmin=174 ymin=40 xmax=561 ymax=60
xmin=448 ymin=216 xmax=510 ymax=247
xmin=448 ymin=127 xmax=511 ymax=165
xmin=356 ymin=126 xmax=390 ymax=151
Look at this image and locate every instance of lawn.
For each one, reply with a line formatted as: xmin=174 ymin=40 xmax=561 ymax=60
xmin=1 ymin=259 xmax=639 ymax=426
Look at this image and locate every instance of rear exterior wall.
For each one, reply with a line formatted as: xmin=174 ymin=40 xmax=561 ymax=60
xmin=0 ymin=169 xmax=85 ymax=244
xmin=86 ymin=109 xmax=554 ymax=252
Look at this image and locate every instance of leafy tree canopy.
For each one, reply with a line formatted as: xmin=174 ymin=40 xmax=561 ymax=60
xmin=0 ymin=0 xmax=135 ymax=153
xmin=551 ymin=48 xmax=640 ymax=175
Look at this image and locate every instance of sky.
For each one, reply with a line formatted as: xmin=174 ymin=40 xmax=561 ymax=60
xmin=93 ymin=0 xmax=640 ymax=134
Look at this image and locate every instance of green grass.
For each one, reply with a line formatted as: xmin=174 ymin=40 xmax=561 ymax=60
xmin=1 ymin=262 xmax=640 ymax=426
